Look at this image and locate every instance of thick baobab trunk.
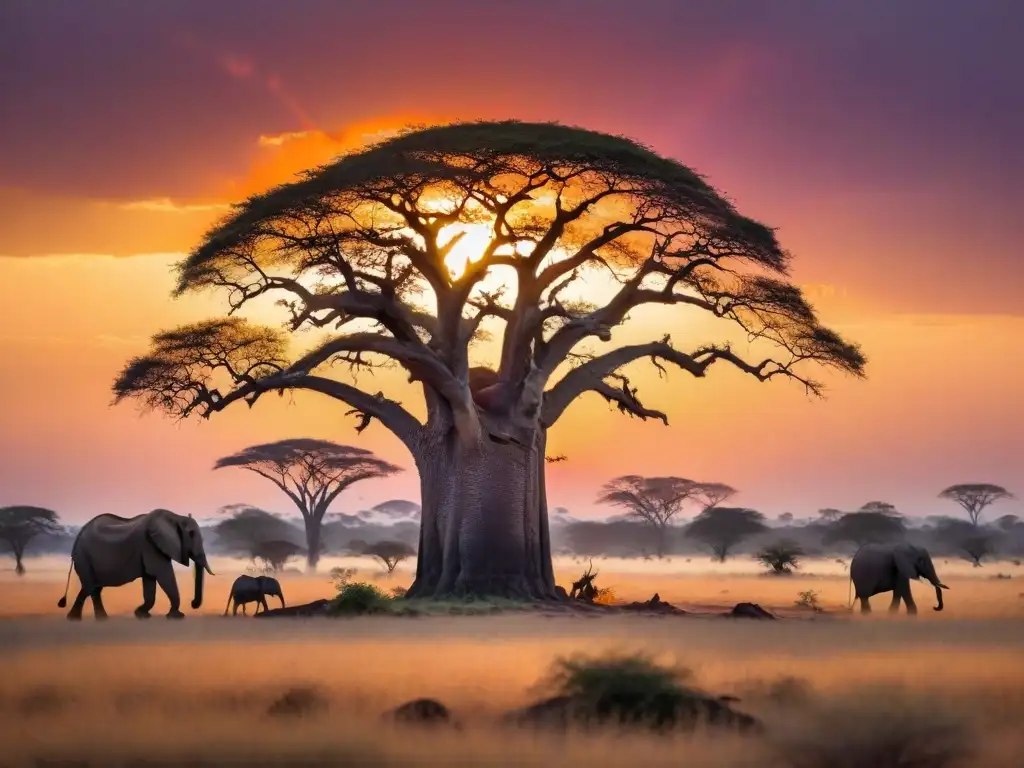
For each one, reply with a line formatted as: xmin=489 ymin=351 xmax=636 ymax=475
xmin=406 ymin=425 xmax=559 ymax=600
xmin=304 ymin=522 xmax=322 ymax=573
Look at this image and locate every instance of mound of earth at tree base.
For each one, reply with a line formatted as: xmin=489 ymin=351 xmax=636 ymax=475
xmin=726 ymin=602 xmax=777 ymax=619
xmin=253 ymin=595 xmax=789 ymax=620
xmin=383 ymin=698 xmax=460 ymax=729
xmin=255 ymin=599 xmax=332 ymax=618
xmin=503 ymin=691 xmax=761 ymax=734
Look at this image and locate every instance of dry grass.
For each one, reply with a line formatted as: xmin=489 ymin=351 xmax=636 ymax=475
xmin=1 ymin=558 xmax=1023 ymax=765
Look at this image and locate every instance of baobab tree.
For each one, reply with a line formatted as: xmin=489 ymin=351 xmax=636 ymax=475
xmin=213 ymin=439 xmax=400 ymax=570
xmin=939 ymin=484 xmax=1015 ymax=527
xmin=0 ymin=505 xmax=62 ymax=575
xmin=596 ymin=475 xmax=730 ymax=557
xmin=112 ymin=121 xmax=866 ymax=599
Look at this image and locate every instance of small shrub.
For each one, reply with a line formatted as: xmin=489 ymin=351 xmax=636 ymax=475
xmin=795 ymin=590 xmax=823 ymax=612
xmin=524 ymin=652 xmax=758 ymax=733
xmin=756 ymin=540 xmax=804 ymax=574
xmin=390 ymin=586 xmax=409 ymax=598
xmin=331 ymin=582 xmax=393 ymax=615
xmin=593 ymin=587 xmax=617 ymax=605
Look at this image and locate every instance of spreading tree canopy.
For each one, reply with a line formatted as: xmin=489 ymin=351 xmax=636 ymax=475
xmin=684 ymin=506 xmax=768 ymax=562
xmin=938 ymin=484 xmax=1015 ymax=527
xmin=596 ymin=475 xmax=735 ymax=557
xmin=113 ymin=121 xmax=865 ymax=599
xmin=0 ymin=505 xmax=62 ymax=576
xmin=213 ymin=439 xmax=400 ymax=570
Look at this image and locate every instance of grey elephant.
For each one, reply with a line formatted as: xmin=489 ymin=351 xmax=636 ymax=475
xmin=849 ymin=542 xmax=949 ymax=615
xmin=224 ymin=575 xmax=285 ymax=616
xmin=56 ymin=509 xmax=214 ymax=621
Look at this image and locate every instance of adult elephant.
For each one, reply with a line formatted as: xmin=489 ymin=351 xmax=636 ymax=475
xmin=57 ymin=509 xmax=214 ymax=620
xmin=224 ymin=575 xmax=285 ymax=616
xmin=849 ymin=542 xmax=949 ymax=615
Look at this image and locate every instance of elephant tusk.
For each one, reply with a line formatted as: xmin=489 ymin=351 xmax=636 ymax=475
xmin=205 ymin=563 xmax=215 ymax=576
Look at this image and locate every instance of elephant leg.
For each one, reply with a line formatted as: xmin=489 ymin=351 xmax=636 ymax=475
xmin=67 ymin=588 xmax=89 ymax=621
xmin=135 ymin=577 xmax=157 ymax=618
xmin=232 ymin=598 xmax=239 ymax=616
xmin=889 ymin=593 xmax=902 ymax=613
xmin=91 ymin=588 xmax=109 ymax=620
xmin=859 ymin=596 xmax=872 ymax=614
xmin=902 ymin=586 xmax=918 ymax=615
xmin=153 ymin=561 xmax=184 ymax=619
xmin=241 ymin=603 xmax=247 ymax=616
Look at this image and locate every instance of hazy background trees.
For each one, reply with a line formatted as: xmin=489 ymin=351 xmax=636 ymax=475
xmin=0 ymin=506 xmax=62 ymax=575
xmin=595 ymin=476 xmax=736 ymax=558
xmin=213 ymin=439 xmax=400 ymax=571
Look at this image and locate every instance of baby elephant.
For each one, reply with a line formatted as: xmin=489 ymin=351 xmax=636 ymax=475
xmin=224 ymin=575 xmax=285 ymax=616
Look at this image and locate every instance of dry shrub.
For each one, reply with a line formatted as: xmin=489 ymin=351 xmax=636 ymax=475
xmin=770 ymin=685 xmax=974 ymax=768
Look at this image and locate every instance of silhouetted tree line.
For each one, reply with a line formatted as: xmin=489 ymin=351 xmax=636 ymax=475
xmin=552 ymin=502 xmax=1024 ymax=567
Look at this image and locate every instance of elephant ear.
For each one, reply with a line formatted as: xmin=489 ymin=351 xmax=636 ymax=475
xmin=148 ymin=510 xmax=187 ymax=566
xmin=893 ymin=545 xmax=918 ymax=581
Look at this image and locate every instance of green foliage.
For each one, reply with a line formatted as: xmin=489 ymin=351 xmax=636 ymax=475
xmin=330 ymin=582 xmax=393 ymax=615
xmin=756 ymin=540 xmax=804 ymax=574
xmin=538 ymin=652 xmax=718 ymax=730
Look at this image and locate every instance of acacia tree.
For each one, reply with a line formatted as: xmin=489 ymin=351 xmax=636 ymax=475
xmin=684 ymin=506 xmax=767 ymax=562
xmin=363 ymin=540 xmax=416 ymax=575
xmin=213 ymin=439 xmax=400 ymax=570
xmin=933 ymin=518 xmax=997 ymax=567
xmin=596 ymin=475 xmax=731 ymax=557
xmin=939 ymin=484 xmax=1015 ymax=527
xmin=112 ymin=121 xmax=865 ymax=599
xmin=823 ymin=510 xmax=906 ymax=549
xmin=0 ymin=506 xmax=62 ymax=575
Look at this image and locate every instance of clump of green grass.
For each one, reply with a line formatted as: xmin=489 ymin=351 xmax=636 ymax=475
xmin=521 ymin=652 xmax=759 ymax=733
xmin=330 ymin=582 xmax=395 ymax=615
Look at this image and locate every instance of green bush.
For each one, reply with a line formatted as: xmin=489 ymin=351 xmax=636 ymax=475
xmin=530 ymin=652 xmax=757 ymax=732
xmin=330 ymin=582 xmax=393 ymax=615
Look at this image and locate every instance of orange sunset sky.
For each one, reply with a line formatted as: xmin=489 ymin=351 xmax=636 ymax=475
xmin=1 ymin=1 xmax=1021 ymax=524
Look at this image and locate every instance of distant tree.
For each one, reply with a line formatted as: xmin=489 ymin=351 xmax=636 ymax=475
xmin=0 ymin=506 xmax=62 ymax=575
xmin=823 ymin=510 xmax=906 ymax=549
xmin=996 ymin=514 xmax=1020 ymax=532
xmin=563 ymin=520 xmax=657 ymax=559
xmin=858 ymin=500 xmax=900 ymax=516
xmin=597 ymin=475 xmax=719 ymax=557
xmin=369 ymin=500 xmax=421 ymax=520
xmin=694 ymin=482 xmax=738 ymax=510
xmin=684 ymin=507 xmax=767 ymax=562
xmin=111 ymin=121 xmax=866 ymax=601
xmin=776 ymin=512 xmax=794 ymax=525
xmin=363 ymin=540 xmax=416 ymax=575
xmin=211 ymin=506 xmax=306 ymax=570
xmin=252 ymin=540 xmax=306 ymax=572
xmin=933 ymin=518 xmax=998 ymax=567
xmin=755 ymin=540 xmax=804 ymax=575
xmin=214 ymin=439 xmax=401 ymax=571
xmin=817 ymin=508 xmax=843 ymax=523
xmin=939 ymin=484 xmax=1015 ymax=526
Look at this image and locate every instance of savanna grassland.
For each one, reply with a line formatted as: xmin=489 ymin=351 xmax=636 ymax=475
xmin=2 ymin=556 xmax=1023 ymax=767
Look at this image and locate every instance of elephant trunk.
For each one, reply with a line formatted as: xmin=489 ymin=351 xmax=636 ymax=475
xmin=191 ymin=556 xmax=208 ymax=610
xmin=920 ymin=556 xmax=949 ymax=612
